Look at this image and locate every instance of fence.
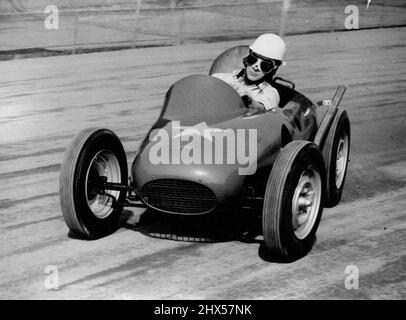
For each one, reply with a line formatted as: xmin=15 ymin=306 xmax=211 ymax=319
xmin=0 ymin=0 xmax=405 ymax=59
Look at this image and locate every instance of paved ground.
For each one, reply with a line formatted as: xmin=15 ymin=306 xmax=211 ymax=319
xmin=0 ymin=27 xmax=405 ymax=299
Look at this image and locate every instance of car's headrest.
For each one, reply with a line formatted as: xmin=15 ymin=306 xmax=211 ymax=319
xmin=209 ymin=45 xmax=249 ymax=75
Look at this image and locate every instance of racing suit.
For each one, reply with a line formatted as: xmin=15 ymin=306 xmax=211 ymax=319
xmin=212 ymin=69 xmax=280 ymax=110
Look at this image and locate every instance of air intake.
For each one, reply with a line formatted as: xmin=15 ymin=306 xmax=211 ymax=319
xmin=141 ymin=179 xmax=217 ymax=214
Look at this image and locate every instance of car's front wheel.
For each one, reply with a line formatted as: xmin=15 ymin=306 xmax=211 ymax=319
xmin=262 ymin=141 xmax=326 ymax=259
xmin=60 ymin=128 xmax=128 ymax=239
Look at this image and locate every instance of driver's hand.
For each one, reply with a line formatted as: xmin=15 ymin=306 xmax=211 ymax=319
xmin=241 ymin=95 xmax=252 ymax=106
xmin=245 ymin=109 xmax=258 ymax=117
xmin=244 ymin=100 xmax=267 ymax=117
xmin=248 ymin=100 xmax=266 ymax=113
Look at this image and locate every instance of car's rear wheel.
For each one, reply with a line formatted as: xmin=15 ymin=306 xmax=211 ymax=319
xmin=262 ymin=141 xmax=326 ymax=259
xmin=60 ymin=128 xmax=128 ymax=239
xmin=322 ymin=110 xmax=350 ymax=207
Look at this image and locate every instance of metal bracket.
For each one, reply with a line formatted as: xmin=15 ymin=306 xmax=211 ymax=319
xmin=314 ymin=85 xmax=347 ymax=147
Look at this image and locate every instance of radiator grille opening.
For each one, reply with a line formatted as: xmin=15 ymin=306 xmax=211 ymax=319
xmin=141 ymin=179 xmax=217 ymax=214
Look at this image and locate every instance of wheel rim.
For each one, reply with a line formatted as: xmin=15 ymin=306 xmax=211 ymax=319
xmin=291 ymin=166 xmax=322 ymax=240
xmin=335 ymin=133 xmax=349 ymax=189
xmin=85 ymin=150 xmax=121 ymax=219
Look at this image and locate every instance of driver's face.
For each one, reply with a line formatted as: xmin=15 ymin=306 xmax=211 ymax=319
xmin=246 ymin=61 xmax=266 ymax=81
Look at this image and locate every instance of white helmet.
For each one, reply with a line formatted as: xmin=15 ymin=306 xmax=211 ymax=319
xmin=249 ymin=33 xmax=286 ymax=62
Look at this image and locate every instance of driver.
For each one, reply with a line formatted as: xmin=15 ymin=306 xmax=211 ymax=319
xmin=212 ymin=33 xmax=286 ymax=113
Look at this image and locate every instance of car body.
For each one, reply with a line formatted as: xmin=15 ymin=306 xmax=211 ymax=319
xmin=131 ymin=73 xmax=320 ymax=215
xmin=60 ymin=44 xmax=350 ymax=259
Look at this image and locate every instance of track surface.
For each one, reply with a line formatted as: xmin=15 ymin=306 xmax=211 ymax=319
xmin=0 ymin=27 xmax=405 ymax=299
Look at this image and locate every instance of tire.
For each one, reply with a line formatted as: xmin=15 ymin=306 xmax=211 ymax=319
xmin=60 ymin=128 xmax=128 ymax=239
xmin=322 ymin=110 xmax=350 ymax=207
xmin=262 ymin=141 xmax=326 ymax=259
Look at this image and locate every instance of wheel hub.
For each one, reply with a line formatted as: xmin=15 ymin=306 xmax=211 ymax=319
xmin=85 ymin=150 xmax=121 ymax=219
xmin=292 ymin=166 xmax=322 ymax=239
xmin=335 ymin=134 xmax=349 ymax=189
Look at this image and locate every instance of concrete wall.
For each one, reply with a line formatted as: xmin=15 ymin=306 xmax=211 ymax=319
xmin=0 ymin=0 xmax=137 ymax=13
xmin=0 ymin=0 xmax=266 ymax=13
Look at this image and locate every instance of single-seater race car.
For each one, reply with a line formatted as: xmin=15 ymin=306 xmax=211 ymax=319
xmin=60 ymin=45 xmax=350 ymax=259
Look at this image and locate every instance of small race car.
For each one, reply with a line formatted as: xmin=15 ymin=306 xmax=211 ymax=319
xmin=60 ymin=45 xmax=350 ymax=259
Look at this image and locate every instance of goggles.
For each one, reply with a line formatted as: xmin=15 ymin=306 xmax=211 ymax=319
xmin=246 ymin=53 xmax=278 ymax=73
